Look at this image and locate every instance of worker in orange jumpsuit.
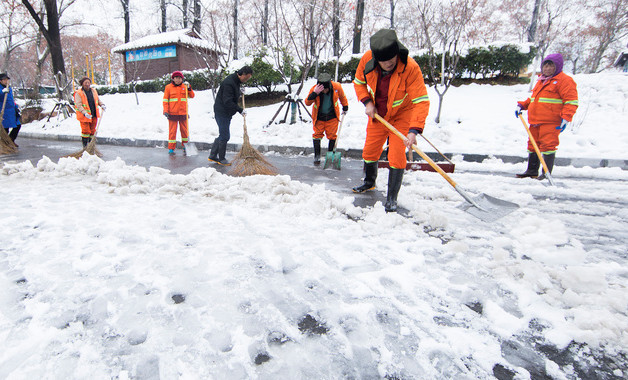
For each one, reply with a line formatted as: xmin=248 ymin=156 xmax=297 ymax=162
xmin=163 ymin=71 xmax=195 ymax=155
xmin=74 ymin=77 xmax=106 ymax=147
xmin=352 ymin=29 xmax=430 ymax=212
xmin=304 ymin=73 xmax=348 ymax=165
xmin=516 ymin=53 xmax=578 ymax=179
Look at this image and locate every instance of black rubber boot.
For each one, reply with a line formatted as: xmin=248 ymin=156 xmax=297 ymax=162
xmin=208 ymin=138 xmax=220 ymax=161
xmin=537 ymin=153 xmax=555 ymax=180
xmin=516 ymin=152 xmax=540 ymax=178
xmin=328 ymin=139 xmax=336 ymax=152
xmin=385 ymin=168 xmax=404 ymax=212
xmin=313 ymin=139 xmax=321 ymax=165
xmin=82 ymin=137 xmax=90 ymax=147
xmin=352 ymin=161 xmax=378 ymax=193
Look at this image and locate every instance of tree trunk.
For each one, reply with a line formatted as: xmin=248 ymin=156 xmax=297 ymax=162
xmin=192 ymin=0 xmax=201 ymax=33
xmin=332 ymin=0 xmax=340 ymax=56
xmin=352 ymin=0 xmax=365 ymax=54
xmin=527 ymin=0 xmax=541 ymax=42
xmin=390 ymin=0 xmax=395 ymax=29
xmin=182 ymin=0 xmax=188 ymax=28
xmin=261 ymin=0 xmax=269 ymax=45
xmin=233 ymin=0 xmax=239 ymax=59
xmin=161 ymin=0 xmax=167 ymax=32
xmin=120 ymin=0 xmax=130 ymax=43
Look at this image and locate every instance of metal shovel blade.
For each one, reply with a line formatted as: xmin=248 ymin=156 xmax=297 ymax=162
xmin=457 ymin=193 xmax=519 ymax=222
xmin=331 ymin=152 xmax=342 ymax=170
xmin=323 ymin=152 xmax=333 ymax=169
xmin=184 ymin=143 xmax=198 ymax=156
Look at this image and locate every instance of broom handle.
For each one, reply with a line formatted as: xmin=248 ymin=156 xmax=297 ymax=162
xmin=185 ymin=84 xmax=189 ymax=139
xmin=518 ymin=114 xmax=555 ymax=185
xmin=374 ymin=113 xmax=457 ymax=188
xmin=241 ymin=93 xmax=247 ymax=135
xmin=418 ymin=133 xmax=455 ymax=165
xmin=0 ymin=85 xmax=9 ymax=124
xmin=374 ymin=113 xmax=485 ymax=209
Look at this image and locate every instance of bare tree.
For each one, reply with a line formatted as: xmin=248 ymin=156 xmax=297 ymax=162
xmin=1 ymin=0 xmax=32 ymax=72
xmin=585 ymin=0 xmax=628 ymax=72
xmin=21 ymin=0 xmax=75 ymax=98
xmin=417 ymin=0 xmax=481 ymax=123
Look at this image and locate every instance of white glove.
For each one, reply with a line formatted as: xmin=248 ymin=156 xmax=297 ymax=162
xmin=101 ymin=104 xmax=106 ymax=111
xmin=2 ymin=88 xmax=8 ymax=93
xmin=184 ymin=81 xmax=190 ymax=87
xmin=241 ymin=110 xmax=247 ymax=116
xmin=83 ymin=112 xmax=92 ymax=119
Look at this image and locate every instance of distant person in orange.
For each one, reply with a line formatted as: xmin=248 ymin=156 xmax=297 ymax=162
xmin=516 ymin=53 xmax=578 ymax=179
xmin=352 ymin=29 xmax=430 ymax=212
xmin=304 ymin=73 xmax=348 ymax=165
xmin=163 ymin=71 xmax=194 ymax=155
xmin=74 ymin=77 xmax=106 ymax=147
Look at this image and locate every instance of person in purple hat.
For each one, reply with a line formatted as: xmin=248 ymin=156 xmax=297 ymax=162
xmin=515 ymin=53 xmax=579 ymax=180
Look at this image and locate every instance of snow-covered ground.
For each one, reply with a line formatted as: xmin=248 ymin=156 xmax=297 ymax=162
xmin=2 ymin=72 xmax=627 ymax=379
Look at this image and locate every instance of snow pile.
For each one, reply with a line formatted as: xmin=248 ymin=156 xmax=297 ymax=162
xmin=1 ymin=154 xmax=627 ymax=378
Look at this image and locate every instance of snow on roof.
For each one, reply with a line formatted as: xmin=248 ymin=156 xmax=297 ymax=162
xmin=111 ymin=29 xmax=216 ymax=53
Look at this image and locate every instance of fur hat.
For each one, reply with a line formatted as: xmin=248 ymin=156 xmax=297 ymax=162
xmin=370 ymin=29 xmax=400 ymax=62
xmin=171 ymin=71 xmax=184 ymax=79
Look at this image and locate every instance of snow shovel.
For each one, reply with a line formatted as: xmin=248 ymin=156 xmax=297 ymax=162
xmin=183 ymin=84 xmax=198 ymax=156
xmin=374 ymin=114 xmax=519 ymax=222
xmin=324 ymin=112 xmax=346 ymax=170
xmin=518 ymin=114 xmax=555 ymax=186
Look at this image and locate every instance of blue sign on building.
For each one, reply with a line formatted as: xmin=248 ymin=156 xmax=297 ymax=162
xmin=126 ymin=45 xmax=176 ymax=62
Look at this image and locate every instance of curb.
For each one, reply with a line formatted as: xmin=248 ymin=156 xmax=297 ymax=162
xmin=20 ymin=132 xmax=627 ymax=170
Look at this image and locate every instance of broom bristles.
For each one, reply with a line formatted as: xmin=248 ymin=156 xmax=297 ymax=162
xmin=229 ymin=125 xmax=277 ymax=176
xmin=0 ymin=127 xmax=18 ymax=155
xmin=63 ymin=137 xmax=103 ymax=159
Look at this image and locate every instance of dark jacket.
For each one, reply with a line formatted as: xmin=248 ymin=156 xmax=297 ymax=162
xmin=214 ymin=73 xmax=243 ymax=117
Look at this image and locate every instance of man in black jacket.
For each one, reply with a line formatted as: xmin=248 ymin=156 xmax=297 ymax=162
xmin=208 ymin=66 xmax=253 ymax=165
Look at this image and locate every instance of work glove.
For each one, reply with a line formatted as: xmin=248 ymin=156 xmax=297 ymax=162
xmin=241 ymin=110 xmax=247 ymax=116
xmin=83 ymin=112 xmax=92 ymax=119
xmin=184 ymin=81 xmax=191 ymax=89
xmin=342 ymin=105 xmax=349 ymax=114
xmin=164 ymin=112 xmax=170 ymax=119
xmin=2 ymin=87 xmax=8 ymax=93
xmin=515 ymin=105 xmax=522 ymax=118
xmin=556 ymin=119 xmax=568 ymax=133
xmin=101 ymin=104 xmax=106 ymax=111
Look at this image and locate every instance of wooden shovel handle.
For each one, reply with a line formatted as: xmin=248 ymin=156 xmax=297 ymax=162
xmin=518 ymin=114 xmax=552 ymax=176
xmin=374 ymin=113 xmax=458 ymax=188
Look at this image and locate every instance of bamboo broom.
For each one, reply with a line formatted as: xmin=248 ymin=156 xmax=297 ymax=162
xmin=0 ymin=86 xmax=18 ymax=155
xmin=229 ymin=94 xmax=277 ymax=176
xmin=64 ymin=108 xmax=104 ymax=158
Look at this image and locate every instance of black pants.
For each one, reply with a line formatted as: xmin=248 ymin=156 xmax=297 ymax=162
xmin=4 ymin=126 xmax=20 ymax=141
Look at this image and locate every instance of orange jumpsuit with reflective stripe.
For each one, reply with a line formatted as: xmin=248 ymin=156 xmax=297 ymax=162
xmin=304 ymin=81 xmax=348 ymax=140
xmin=518 ymin=72 xmax=578 ymax=153
xmin=353 ymin=50 xmax=430 ymax=169
xmin=163 ymin=83 xmax=195 ymax=150
xmin=74 ymin=88 xmax=103 ymax=138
